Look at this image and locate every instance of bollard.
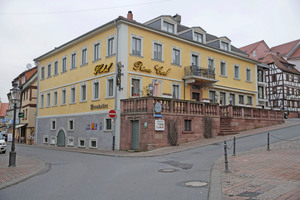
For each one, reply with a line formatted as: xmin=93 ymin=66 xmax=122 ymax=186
xmin=224 ymin=141 xmax=229 ymax=173
xmin=233 ymin=137 xmax=236 ymax=156
xmin=112 ymin=136 xmax=115 ymax=151
xmin=267 ymin=133 xmax=270 ymax=151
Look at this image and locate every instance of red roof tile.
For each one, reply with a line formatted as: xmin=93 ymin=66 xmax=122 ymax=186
xmin=271 ymin=39 xmax=300 ymax=57
xmin=261 ymin=54 xmax=300 ymax=75
xmin=0 ymin=103 xmax=9 ymax=117
xmin=290 ymin=46 xmax=300 ymax=59
xmin=240 ymin=40 xmax=266 ymax=54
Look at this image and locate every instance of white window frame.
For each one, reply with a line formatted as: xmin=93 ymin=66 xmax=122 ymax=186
xmin=152 ymin=40 xmax=164 ymax=61
xmin=80 ymin=82 xmax=87 ymax=102
xmin=209 ymin=90 xmax=218 ymax=103
xmin=54 ymin=60 xmax=59 ymax=76
xmin=246 ymin=67 xmax=252 ymax=82
xmin=50 ymin=136 xmax=56 ymax=145
xmin=68 ymin=118 xmax=74 ymax=131
xmin=67 ymin=136 xmax=75 ymax=147
xmin=220 ymin=60 xmax=227 ymax=77
xmin=161 ymin=20 xmax=176 ymax=33
xmin=89 ymin=138 xmax=98 ymax=149
xmin=93 ymin=41 xmax=101 ymax=62
xmin=41 ymin=66 xmax=45 ymax=80
xmin=46 ymin=92 xmax=51 ymax=107
xmin=219 ymin=92 xmax=226 ymax=106
xmin=130 ymin=76 xmax=143 ymax=98
xmin=62 ymin=56 xmax=67 ymax=73
xmin=104 ymin=118 xmax=112 ymax=131
xmin=92 ymin=79 xmax=100 ymax=101
xmin=234 ymin=65 xmax=240 ymax=79
xmin=47 ymin=63 xmax=51 ymax=78
xmin=193 ymin=31 xmax=203 ymax=43
xmin=171 ymin=83 xmax=181 ymax=99
xmin=106 ymin=76 xmax=115 ymax=98
xmin=130 ymin=34 xmax=143 ymax=57
xmin=78 ymin=137 xmax=85 ymax=148
xmin=70 ymin=51 xmax=77 ymax=70
xmin=53 ymin=90 xmax=58 ymax=107
xmin=106 ymin=35 xmax=115 ymax=57
xmin=191 ymin=52 xmax=200 ymax=68
xmin=40 ymin=93 xmax=44 ymax=108
xmin=50 ymin=119 xmax=56 ymax=131
xmin=81 ymin=47 xmax=88 ymax=66
xmin=208 ymin=57 xmax=215 ymax=71
xmin=43 ymin=135 xmax=49 ymax=144
xmin=172 ymin=46 xmax=181 ymax=66
xmin=247 ymin=96 xmax=253 ymax=105
xmin=70 ymin=86 xmax=76 ymax=104
xmin=61 ymin=88 xmax=67 ymax=106
xmin=239 ymin=94 xmax=244 ymax=105
xmin=220 ymin=41 xmax=229 ymax=51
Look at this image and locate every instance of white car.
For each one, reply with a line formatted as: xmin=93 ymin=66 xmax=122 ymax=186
xmin=0 ymin=135 xmax=6 ymax=153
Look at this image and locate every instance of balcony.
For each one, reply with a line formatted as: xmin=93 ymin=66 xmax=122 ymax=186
xmin=183 ymin=66 xmax=218 ymax=85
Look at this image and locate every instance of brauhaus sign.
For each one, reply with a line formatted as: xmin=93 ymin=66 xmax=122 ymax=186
xmin=90 ymin=104 xmax=109 ymax=110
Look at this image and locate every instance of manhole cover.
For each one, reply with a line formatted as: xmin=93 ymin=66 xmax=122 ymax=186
xmin=184 ymin=181 xmax=207 ymax=187
xmin=158 ymin=168 xmax=178 ymax=173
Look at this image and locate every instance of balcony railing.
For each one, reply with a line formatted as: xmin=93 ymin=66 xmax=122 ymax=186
xmin=184 ymin=65 xmax=215 ymax=79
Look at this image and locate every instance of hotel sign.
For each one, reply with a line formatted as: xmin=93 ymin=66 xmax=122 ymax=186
xmin=94 ymin=63 xmax=113 ymax=75
xmin=133 ymin=61 xmax=171 ymax=76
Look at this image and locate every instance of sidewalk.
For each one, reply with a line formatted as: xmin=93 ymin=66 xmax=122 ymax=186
xmin=0 ymin=154 xmax=47 ymax=190
xmin=216 ymin=136 xmax=300 ymax=199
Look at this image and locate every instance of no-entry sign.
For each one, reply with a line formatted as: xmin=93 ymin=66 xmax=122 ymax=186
xmin=109 ymin=110 xmax=116 ymax=118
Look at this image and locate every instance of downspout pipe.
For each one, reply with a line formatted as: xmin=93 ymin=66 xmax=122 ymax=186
xmin=34 ymin=61 xmax=40 ymax=144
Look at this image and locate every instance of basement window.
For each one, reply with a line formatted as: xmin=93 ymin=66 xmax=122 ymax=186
xmin=78 ymin=138 xmax=85 ymax=148
xmin=67 ymin=137 xmax=74 ymax=147
xmin=43 ymin=136 xmax=49 ymax=144
xmin=184 ymin=120 xmax=192 ymax=131
xmin=89 ymin=138 xmax=98 ymax=149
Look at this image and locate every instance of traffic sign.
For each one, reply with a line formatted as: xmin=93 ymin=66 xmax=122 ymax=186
xmin=109 ymin=110 xmax=116 ymax=118
xmin=18 ymin=112 xmax=24 ymax=118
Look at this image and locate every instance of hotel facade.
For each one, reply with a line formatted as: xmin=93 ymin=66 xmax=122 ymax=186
xmin=34 ymin=12 xmax=259 ymax=150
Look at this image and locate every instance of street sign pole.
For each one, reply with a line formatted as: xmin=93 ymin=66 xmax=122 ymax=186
xmin=109 ymin=110 xmax=116 ymax=151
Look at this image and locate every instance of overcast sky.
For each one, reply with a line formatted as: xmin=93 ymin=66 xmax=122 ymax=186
xmin=0 ymin=0 xmax=299 ymax=102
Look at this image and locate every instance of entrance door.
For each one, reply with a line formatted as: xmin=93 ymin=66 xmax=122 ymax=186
xmin=131 ymin=120 xmax=139 ymax=150
xmin=57 ymin=129 xmax=66 ymax=147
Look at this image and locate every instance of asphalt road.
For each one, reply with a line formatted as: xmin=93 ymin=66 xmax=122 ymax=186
xmin=0 ymin=124 xmax=299 ymax=200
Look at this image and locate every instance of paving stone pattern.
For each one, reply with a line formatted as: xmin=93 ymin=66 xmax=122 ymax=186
xmin=221 ymin=136 xmax=300 ymax=200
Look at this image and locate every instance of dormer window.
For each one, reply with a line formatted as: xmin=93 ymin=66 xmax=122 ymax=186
xmin=163 ymin=21 xmax=174 ymax=33
xmin=221 ymin=41 xmax=229 ymax=51
xmin=252 ymin=50 xmax=256 ymax=57
xmin=194 ymin=32 xmax=203 ymax=43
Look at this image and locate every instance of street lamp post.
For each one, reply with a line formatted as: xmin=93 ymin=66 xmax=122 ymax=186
xmin=9 ymin=84 xmax=20 ymax=167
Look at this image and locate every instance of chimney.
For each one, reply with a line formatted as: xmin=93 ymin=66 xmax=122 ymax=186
xmin=127 ymin=11 xmax=133 ymax=20
xmin=173 ymin=14 xmax=181 ymax=24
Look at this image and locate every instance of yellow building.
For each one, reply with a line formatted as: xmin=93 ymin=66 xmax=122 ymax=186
xmin=34 ymin=12 xmax=258 ymax=150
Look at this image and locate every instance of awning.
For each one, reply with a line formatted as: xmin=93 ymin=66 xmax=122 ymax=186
xmin=15 ymin=124 xmax=27 ymax=129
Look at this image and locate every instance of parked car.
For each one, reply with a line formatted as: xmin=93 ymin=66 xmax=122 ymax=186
xmin=0 ymin=135 xmax=6 ymax=153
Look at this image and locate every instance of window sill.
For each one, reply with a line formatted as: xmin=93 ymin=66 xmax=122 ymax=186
xmin=61 ymin=71 xmax=67 ymax=74
xmin=182 ymin=131 xmax=194 ymax=134
xmin=171 ymin=63 xmax=182 ymax=67
xmin=130 ymin=54 xmax=143 ymax=58
xmin=68 ymin=129 xmax=75 ymax=132
xmin=80 ymin=100 xmax=87 ymax=103
xmin=103 ymin=130 xmax=112 ymax=132
xmin=70 ymin=67 xmax=77 ymax=71
xmin=53 ymin=74 xmax=59 ymax=77
xmin=106 ymin=54 xmax=116 ymax=58
xmin=219 ymin=74 xmax=227 ymax=78
xmin=91 ymin=98 xmax=100 ymax=102
xmin=246 ymin=80 xmax=252 ymax=83
xmin=234 ymin=78 xmax=241 ymax=81
xmin=93 ymin=59 xmax=101 ymax=63
xmin=105 ymin=96 xmax=115 ymax=99
xmin=69 ymin=102 xmax=76 ymax=105
xmin=80 ymin=63 xmax=88 ymax=67
xmin=152 ymin=58 xmax=164 ymax=63
xmin=60 ymin=104 xmax=67 ymax=106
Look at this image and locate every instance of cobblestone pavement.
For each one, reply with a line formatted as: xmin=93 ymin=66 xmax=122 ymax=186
xmin=0 ymin=154 xmax=46 ymax=190
xmin=221 ymin=136 xmax=300 ymax=200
